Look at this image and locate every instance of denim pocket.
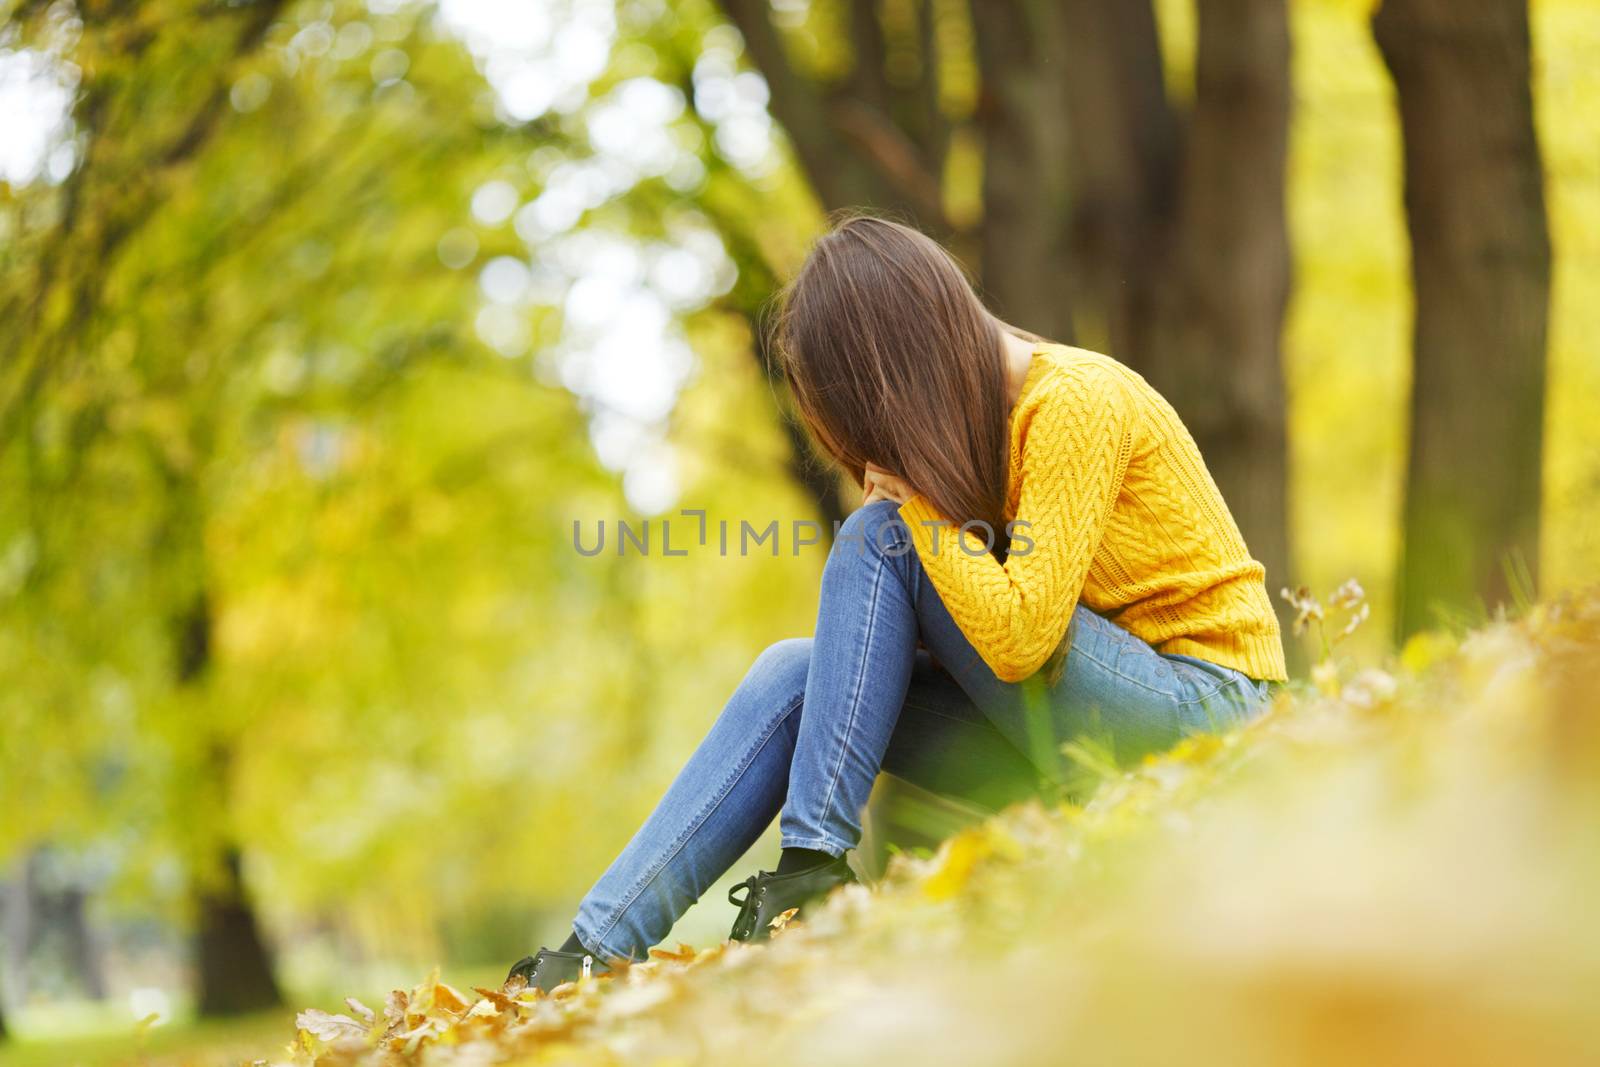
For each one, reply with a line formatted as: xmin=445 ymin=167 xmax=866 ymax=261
xmin=1165 ymin=653 xmax=1267 ymax=735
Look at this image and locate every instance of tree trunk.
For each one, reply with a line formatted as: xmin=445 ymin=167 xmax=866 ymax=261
xmin=1374 ymin=0 xmax=1550 ymax=637
xmin=195 ymin=844 xmax=283 ymax=1017
xmin=2 ymin=853 xmax=40 ymax=1021
xmin=971 ymin=2 xmax=1076 ymax=342
xmin=1140 ymin=0 xmax=1294 ymax=619
xmin=172 ymin=591 xmax=283 ymax=1017
xmin=1062 ymin=0 xmax=1294 ymax=632
xmin=1 ymin=859 xmax=30 ymax=1040
xmin=1058 ymin=0 xmax=1180 ymax=353
xmin=59 ymin=886 xmax=106 ymax=1000
xmin=717 ymin=0 xmax=947 ymax=231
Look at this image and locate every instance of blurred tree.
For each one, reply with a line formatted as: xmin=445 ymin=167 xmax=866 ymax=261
xmin=1 ymin=0 xmax=293 ymax=1017
xmin=1373 ymin=0 xmax=1550 ymax=636
xmin=1 ymin=0 xmax=842 ymax=1020
xmin=967 ymin=1 xmax=1075 ymax=343
xmin=2 ymin=850 xmax=109 ymax=1011
xmin=0 ymin=0 xmax=601 ymax=1016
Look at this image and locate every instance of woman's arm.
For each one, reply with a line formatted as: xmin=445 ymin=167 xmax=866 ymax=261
xmin=897 ymin=364 xmax=1135 ymax=682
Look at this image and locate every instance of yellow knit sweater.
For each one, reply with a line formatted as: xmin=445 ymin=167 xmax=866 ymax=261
xmin=897 ymin=342 xmax=1288 ymax=685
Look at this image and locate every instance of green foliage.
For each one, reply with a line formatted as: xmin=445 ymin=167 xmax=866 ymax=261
xmin=0 ymin=0 xmax=822 ymax=952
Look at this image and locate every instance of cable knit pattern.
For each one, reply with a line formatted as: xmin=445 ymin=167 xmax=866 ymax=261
xmin=897 ymin=343 xmax=1288 ymax=685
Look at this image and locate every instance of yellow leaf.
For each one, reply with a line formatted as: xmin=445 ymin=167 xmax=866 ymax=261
xmin=921 ymin=829 xmax=991 ymax=902
xmin=432 ymin=981 xmax=473 ymax=1015
xmin=649 ymin=942 xmax=698 ymax=963
xmin=473 ymin=986 xmax=519 ymax=1012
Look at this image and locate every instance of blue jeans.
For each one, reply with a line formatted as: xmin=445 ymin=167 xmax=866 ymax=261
xmin=570 ymin=500 xmax=1272 ymax=961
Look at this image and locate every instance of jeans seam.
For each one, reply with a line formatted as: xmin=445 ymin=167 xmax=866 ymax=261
xmin=812 ymin=549 xmax=888 ymax=849
xmin=902 ymin=694 xmax=1011 ymax=735
xmin=899 ymin=697 xmax=985 ymax=728
xmin=1073 ymin=642 xmax=1174 ymax=699
xmin=585 ymin=692 xmax=804 ymax=952
xmin=898 ymin=697 xmax=1036 ymax=774
xmin=904 ymin=534 xmax=921 ymax=601
xmin=1175 ymin=673 xmax=1260 ymax=736
xmin=1176 ymin=675 xmax=1246 ymax=710
xmin=1163 ymin=653 xmax=1258 ymax=699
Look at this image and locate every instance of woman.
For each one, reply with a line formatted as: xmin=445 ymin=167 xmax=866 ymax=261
xmin=507 ymin=212 xmax=1287 ymax=990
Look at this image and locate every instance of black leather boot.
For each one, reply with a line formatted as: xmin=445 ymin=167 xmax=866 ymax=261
xmin=505 ymin=946 xmax=610 ymax=992
xmin=726 ymin=855 xmax=857 ymax=943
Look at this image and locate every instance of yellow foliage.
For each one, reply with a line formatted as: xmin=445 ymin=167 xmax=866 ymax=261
xmin=280 ymin=587 xmax=1600 ymax=1067
xmin=917 ymin=828 xmax=992 ymax=903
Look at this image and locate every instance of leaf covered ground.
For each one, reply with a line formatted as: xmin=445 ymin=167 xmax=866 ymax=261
xmin=286 ymin=590 xmax=1600 ymax=1067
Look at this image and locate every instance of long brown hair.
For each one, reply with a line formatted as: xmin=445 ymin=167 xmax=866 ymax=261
xmin=771 ymin=210 xmax=1048 ymax=555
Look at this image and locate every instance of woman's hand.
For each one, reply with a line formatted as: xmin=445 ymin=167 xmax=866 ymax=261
xmin=861 ymin=463 xmax=914 ymax=507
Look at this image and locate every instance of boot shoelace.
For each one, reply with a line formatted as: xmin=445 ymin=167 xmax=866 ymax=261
xmin=727 ymin=870 xmax=770 ymax=941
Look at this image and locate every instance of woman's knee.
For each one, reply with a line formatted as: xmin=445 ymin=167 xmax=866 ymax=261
xmin=833 ymin=499 xmax=914 ymax=561
xmin=714 ymin=638 xmax=811 ymax=738
xmin=741 ymin=637 xmax=813 ymax=699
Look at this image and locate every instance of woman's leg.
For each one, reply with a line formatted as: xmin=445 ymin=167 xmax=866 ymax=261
xmin=570 ymin=500 xmax=968 ymax=961
xmin=568 ymin=635 xmax=1035 ymax=963
xmin=880 ymin=650 xmax=1043 ymax=813
xmin=570 ymin=638 xmax=812 ymax=962
xmin=911 ymin=572 xmax=1272 ymax=783
xmin=777 ymin=499 xmax=927 ymax=856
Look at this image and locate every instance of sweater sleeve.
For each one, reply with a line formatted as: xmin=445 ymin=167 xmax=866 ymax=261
xmin=897 ymin=366 xmax=1134 ymax=683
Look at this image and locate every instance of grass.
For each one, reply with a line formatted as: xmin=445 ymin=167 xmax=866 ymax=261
xmin=0 ymin=1012 xmax=286 ymax=1067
